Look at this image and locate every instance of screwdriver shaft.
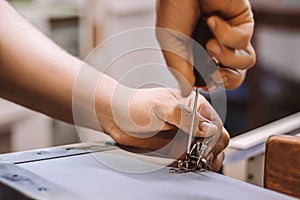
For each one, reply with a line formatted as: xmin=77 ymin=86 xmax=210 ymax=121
xmin=187 ymin=87 xmax=200 ymax=154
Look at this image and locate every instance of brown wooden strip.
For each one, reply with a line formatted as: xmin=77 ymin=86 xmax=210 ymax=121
xmin=265 ymin=135 xmax=300 ymax=198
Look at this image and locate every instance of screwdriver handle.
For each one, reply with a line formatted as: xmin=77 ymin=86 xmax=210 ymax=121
xmin=192 ymin=17 xmax=216 ymax=88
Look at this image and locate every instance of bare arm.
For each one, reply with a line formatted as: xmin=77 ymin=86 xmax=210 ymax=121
xmin=0 ymin=1 xmax=78 ymax=122
xmin=0 ymin=1 xmax=117 ymax=128
xmin=0 ymin=1 xmax=229 ymax=171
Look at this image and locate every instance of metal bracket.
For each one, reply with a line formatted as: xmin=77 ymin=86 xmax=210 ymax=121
xmin=170 ymin=136 xmax=214 ymax=174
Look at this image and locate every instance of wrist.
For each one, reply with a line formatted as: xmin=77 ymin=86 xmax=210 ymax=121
xmin=95 ymin=74 xmax=131 ymax=132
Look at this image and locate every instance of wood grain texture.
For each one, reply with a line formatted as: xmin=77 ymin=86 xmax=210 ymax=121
xmin=264 ymin=135 xmax=300 ymax=199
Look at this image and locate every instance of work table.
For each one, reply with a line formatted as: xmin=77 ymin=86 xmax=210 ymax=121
xmin=0 ymin=140 xmax=295 ymax=200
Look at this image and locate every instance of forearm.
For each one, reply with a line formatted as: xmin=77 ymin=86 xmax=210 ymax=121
xmin=0 ymin=0 xmax=80 ymax=123
xmin=0 ymin=1 xmax=117 ymax=129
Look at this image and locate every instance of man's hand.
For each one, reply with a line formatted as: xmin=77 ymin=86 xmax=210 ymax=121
xmin=201 ymin=0 xmax=256 ymax=90
xmin=156 ymin=0 xmax=256 ymax=96
xmin=96 ymin=87 xmax=229 ymax=172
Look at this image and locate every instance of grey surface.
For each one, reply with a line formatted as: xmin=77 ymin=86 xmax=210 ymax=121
xmin=19 ymin=151 xmax=295 ymax=200
xmin=0 ymin=163 xmax=80 ymax=200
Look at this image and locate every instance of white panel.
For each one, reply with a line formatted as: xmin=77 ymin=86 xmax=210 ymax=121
xmin=257 ymin=26 xmax=300 ymax=82
xmin=11 ymin=114 xmax=53 ymax=152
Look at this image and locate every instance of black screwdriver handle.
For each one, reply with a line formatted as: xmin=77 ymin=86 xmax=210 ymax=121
xmin=192 ymin=17 xmax=216 ymax=88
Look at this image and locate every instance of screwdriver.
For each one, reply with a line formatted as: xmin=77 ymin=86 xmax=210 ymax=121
xmin=174 ymin=18 xmax=239 ymax=172
xmin=186 ymin=18 xmax=217 ymax=157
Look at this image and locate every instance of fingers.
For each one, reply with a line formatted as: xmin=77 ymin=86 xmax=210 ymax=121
xmin=206 ymin=127 xmax=230 ymax=171
xmin=210 ymin=151 xmax=225 ymax=172
xmin=201 ymin=0 xmax=253 ymax=21
xmin=211 ymin=68 xmax=247 ymax=90
xmin=204 ymin=4 xmax=256 ymax=74
xmin=211 ymin=127 xmax=230 ymax=157
xmin=109 ymin=125 xmax=173 ymax=151
xmin=207 ymin=16 xmax=254 ymax=50
xmin=110 ymin=123 xmax=190 ymax=159
xmin=221 ymin=69 xmax=246 ymax=90
xmin=206 ymin=38 xmax=256 ymax=70
xmin=153 ymin=102 xmax=211 ymax=137
xmin=205 ymin=13 xmax=256 ymax=71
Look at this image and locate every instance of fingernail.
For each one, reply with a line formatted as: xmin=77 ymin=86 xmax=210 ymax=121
xmin=200 ymin=122 xmax=218 ymax=136
xmin=209 ymin=44 xmax=221 ymax=55
xmin=207 ymin=18 xmax=215 ymax=29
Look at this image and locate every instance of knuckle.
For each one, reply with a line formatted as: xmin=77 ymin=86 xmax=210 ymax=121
xmin=243 ymin=45 xmax=257 ymax=69
xmin=218 ymin=32 xmax=249 ymax=50
xmin=248 ymin=49 xmax=257 ymax=68
xmin=237 ymin=33 xmax=251 ymax=49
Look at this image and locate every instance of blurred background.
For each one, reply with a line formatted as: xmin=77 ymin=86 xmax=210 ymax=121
xmin=1 ymin=0 xmax=299 ymax=156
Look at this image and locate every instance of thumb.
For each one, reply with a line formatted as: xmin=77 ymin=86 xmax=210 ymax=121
xmin=153 ymin=102 xmax=217 ymax=137
xmin=156 ymin=28 xmax=195 ymax=97
xmin=162 ymin=51 xmax=195 ymax=97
